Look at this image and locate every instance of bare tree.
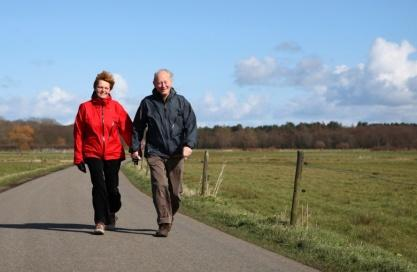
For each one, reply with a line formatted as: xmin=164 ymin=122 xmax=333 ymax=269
xmin=8 ymin=124 xmax=35 ymax=150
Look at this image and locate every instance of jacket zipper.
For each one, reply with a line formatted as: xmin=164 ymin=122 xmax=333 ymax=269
xmin=102 ymin=105 xmax=105 ymax=157
xmin=164 ymin=100 xmax=172 ymax=152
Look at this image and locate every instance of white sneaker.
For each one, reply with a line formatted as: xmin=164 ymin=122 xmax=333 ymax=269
xmin=94 ymin=223 xmax=105 ymax=235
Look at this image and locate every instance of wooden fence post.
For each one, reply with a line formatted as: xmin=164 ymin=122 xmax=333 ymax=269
xmin=201 ymin=150 xmax=209 ymax=196
xmin=290 ymin=150 xmax=304 ymax=226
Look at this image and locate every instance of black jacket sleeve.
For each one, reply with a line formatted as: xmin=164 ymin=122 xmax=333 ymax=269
xmin=182 ymin=98 xmax=197 ymax=148
xmin=130 ymin=100 xmax=147 ymax=153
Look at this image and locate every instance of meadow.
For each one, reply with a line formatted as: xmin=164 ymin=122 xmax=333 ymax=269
xmin=0 ymin=151 xmax=73 ymax=191
xmin=1 ymin=149 xmax=415 ymax=271
xmin=122 ymin=149 xmax=417 ymax=272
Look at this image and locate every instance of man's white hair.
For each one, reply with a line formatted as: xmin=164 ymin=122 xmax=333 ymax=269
xmin=154 ymin=68 xmax=174 ymax=81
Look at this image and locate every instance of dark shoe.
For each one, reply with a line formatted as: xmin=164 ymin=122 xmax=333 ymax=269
xmin=155 ymin=223 xmax=171 ymax=237
xmin=106 ymin=213 xmax=118 ymax=231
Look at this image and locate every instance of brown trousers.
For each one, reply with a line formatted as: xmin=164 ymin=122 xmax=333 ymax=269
xmin=147 ymin=155 xmax=184 ymax=225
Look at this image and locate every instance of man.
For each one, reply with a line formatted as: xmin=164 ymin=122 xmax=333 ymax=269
xmin=130 ymin=69 xmax=197 ymax=237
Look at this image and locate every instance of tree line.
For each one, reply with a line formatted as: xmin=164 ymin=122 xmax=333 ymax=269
xmin=197 ymin=122 xmax=417 ymax=149
xmin=0 ymin=117 xmax=73 ymax=150
xmin=1 ymin=117 xmax=417 ymax=150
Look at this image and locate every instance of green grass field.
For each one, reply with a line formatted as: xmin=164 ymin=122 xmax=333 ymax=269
xmin=0 ymin=151 xmax=73 ymax=191
xmin=122 ymin=149 xmax=417 ymax=272
xmin=1 ymin=149 xmax=415 ymax=271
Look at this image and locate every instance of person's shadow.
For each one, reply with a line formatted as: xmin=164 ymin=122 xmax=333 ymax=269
xmin=0 ymin=223 xmax=156 ymax=236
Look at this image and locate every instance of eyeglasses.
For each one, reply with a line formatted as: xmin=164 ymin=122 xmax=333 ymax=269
xmin=96 ymin=86 xmax=110 ymax=91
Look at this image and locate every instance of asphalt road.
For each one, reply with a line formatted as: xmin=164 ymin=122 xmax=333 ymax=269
xmin=0 ymin=166 xmax=318 ymax=272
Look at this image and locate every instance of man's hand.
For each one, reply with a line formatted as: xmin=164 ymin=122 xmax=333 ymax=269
xmin=182 ymin=146 xmax=192 ymax=159
xmin=131 ymin=151 xmax=141 ymax=165
xmin=76 ymin=163 xmax=86 ymax=173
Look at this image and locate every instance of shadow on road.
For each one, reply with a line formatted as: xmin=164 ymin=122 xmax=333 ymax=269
xmin=0 ymin=223 xmax=93 ymax=234
xmin=114 ymin=227 xmax=157 ymax=236
xmin=0 ymin=223 xmax=157 ymax=236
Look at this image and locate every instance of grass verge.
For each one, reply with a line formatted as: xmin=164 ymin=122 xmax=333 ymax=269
xmin=122 ymin=154 xmax=416 ymax=272
xmin=0 ymin=164 xmax=71 ymax=192
xmin=0 ymin=151 xmax=72 ymax=192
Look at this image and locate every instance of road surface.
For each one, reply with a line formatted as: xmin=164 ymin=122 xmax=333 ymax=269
xmin=0 ymin=166 xmax=318 ymax=272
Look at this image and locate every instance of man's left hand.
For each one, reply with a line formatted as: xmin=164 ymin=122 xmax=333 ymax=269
xmin=182 ymin=146 xmax=192 ymax=158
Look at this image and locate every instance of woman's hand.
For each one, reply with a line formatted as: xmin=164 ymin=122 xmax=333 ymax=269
xmin=76 ymin=163 xmax=86 ymax=173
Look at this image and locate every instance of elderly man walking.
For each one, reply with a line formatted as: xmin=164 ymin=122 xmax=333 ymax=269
xmin=130 ymin=69 xmax=197 ymax=237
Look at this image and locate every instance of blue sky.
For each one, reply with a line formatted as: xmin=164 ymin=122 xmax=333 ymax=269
xmin=1 ymin=0 xmax=416 ymax=126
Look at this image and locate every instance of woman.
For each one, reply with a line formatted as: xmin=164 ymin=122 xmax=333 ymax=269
xmin=73 ymin=71 xmax=132 ymax=234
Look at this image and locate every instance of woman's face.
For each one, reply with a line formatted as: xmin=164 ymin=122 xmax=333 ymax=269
xmin=95 ymin=80 xmax=111 ymax=99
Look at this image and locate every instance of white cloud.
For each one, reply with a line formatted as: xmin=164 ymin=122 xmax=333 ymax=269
xmin=326 ymin=38 xmax=417 ymax=106
xmin=2 ymin=38 xmax=416 ymax=127
xmin=37 ymin=87 xmax=73 ymax=104
xmin=408 ymin=76 xmax=417 ymax=91
xmin=334 ymin=65 xmax=349 ymax=74
xmin=288 ymin=57 xmax=328 ymax=87
xmin=235 ymin=57 xmax=281 ymax=85
xmin=0 ymin=96 xmax=34 ymax=121
xmin=197 ymin=91 xmax=269 ymax=125
xmin=282 ymin=94 xmax=417 ymax=125
xmin=0 ymin=104 xmax=8 ymax=116
xmin=34 ymin=87 xmax=77 ymax=121
xmin=108 ymin=74 xmax=140 ymax=119
xmin=235 ymin=38 xmax=417 ymax=108
xmin=368 ymin=38 xmax=417 ymax=89
xmin=0 ymin=82 xmax=138 ymax=124
xmin=228 ymin=37 xmax=417 ymax=125
xmin=113 ymin=73 xmax=128 ymax=99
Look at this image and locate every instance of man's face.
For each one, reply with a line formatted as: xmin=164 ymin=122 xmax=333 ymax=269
xmin=95 ymin=80 xmax=111 ymax=99
xmin=153 ymin=71 xmax=172 ymax=98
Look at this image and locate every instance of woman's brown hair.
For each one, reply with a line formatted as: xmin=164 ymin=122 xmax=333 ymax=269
xmin=93 ymin=71 xmax=115 ymax=90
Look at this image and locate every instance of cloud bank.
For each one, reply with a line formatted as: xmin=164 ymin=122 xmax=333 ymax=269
xmin=233 ymin=38 xmax=417 ymax=124
xmin=197 ymin=91 xmax=268 ymax=126
xmin=1 ymin=38 xmax=416 ymax=126
xmin=0 ymin=73 xmax=139 ymax=125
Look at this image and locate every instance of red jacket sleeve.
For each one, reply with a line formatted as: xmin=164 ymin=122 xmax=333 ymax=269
xmin=73 ymin=104 xmax=85 ymax=164
xmin=117 ymin=103 xmax=133 ymax=147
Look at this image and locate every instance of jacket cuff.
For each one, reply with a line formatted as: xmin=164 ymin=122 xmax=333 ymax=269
xmin=129 ymin=146 xmax=139 ymax=153
xmin=184 ymin=142 xmax=195 ymax=149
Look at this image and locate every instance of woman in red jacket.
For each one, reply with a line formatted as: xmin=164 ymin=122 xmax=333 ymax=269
xmin=73 ymin=71 xmax=132 ymax=234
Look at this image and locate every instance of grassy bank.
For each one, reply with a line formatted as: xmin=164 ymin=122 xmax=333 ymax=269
xmin=122 ymin=149 xmax=417 ymax=272
xmin=0 ymin=151 xmax=73 ymax=191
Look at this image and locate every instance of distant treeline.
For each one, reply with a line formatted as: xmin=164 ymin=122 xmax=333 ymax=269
xmin=1 ymin=117 xmax=417 ymax=150
xmin=0 ymin=117 xmax=73 ymax=150
xmin=197 ymin=122 xmax=417 ymax=149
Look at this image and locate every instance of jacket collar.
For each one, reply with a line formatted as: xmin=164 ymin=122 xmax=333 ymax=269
xmin=91 ymin=91 xmax=112 ymax=105
xmin=152 ymin=88 xmax=176 ymax=102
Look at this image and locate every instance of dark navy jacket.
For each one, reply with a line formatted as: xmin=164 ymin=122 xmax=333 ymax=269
xmin=130 ymin=88 xmax=197 ymax=158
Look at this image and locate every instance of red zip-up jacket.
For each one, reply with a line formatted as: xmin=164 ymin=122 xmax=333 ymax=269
xmin=73 ymin=95 xmax=132 ymax=164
